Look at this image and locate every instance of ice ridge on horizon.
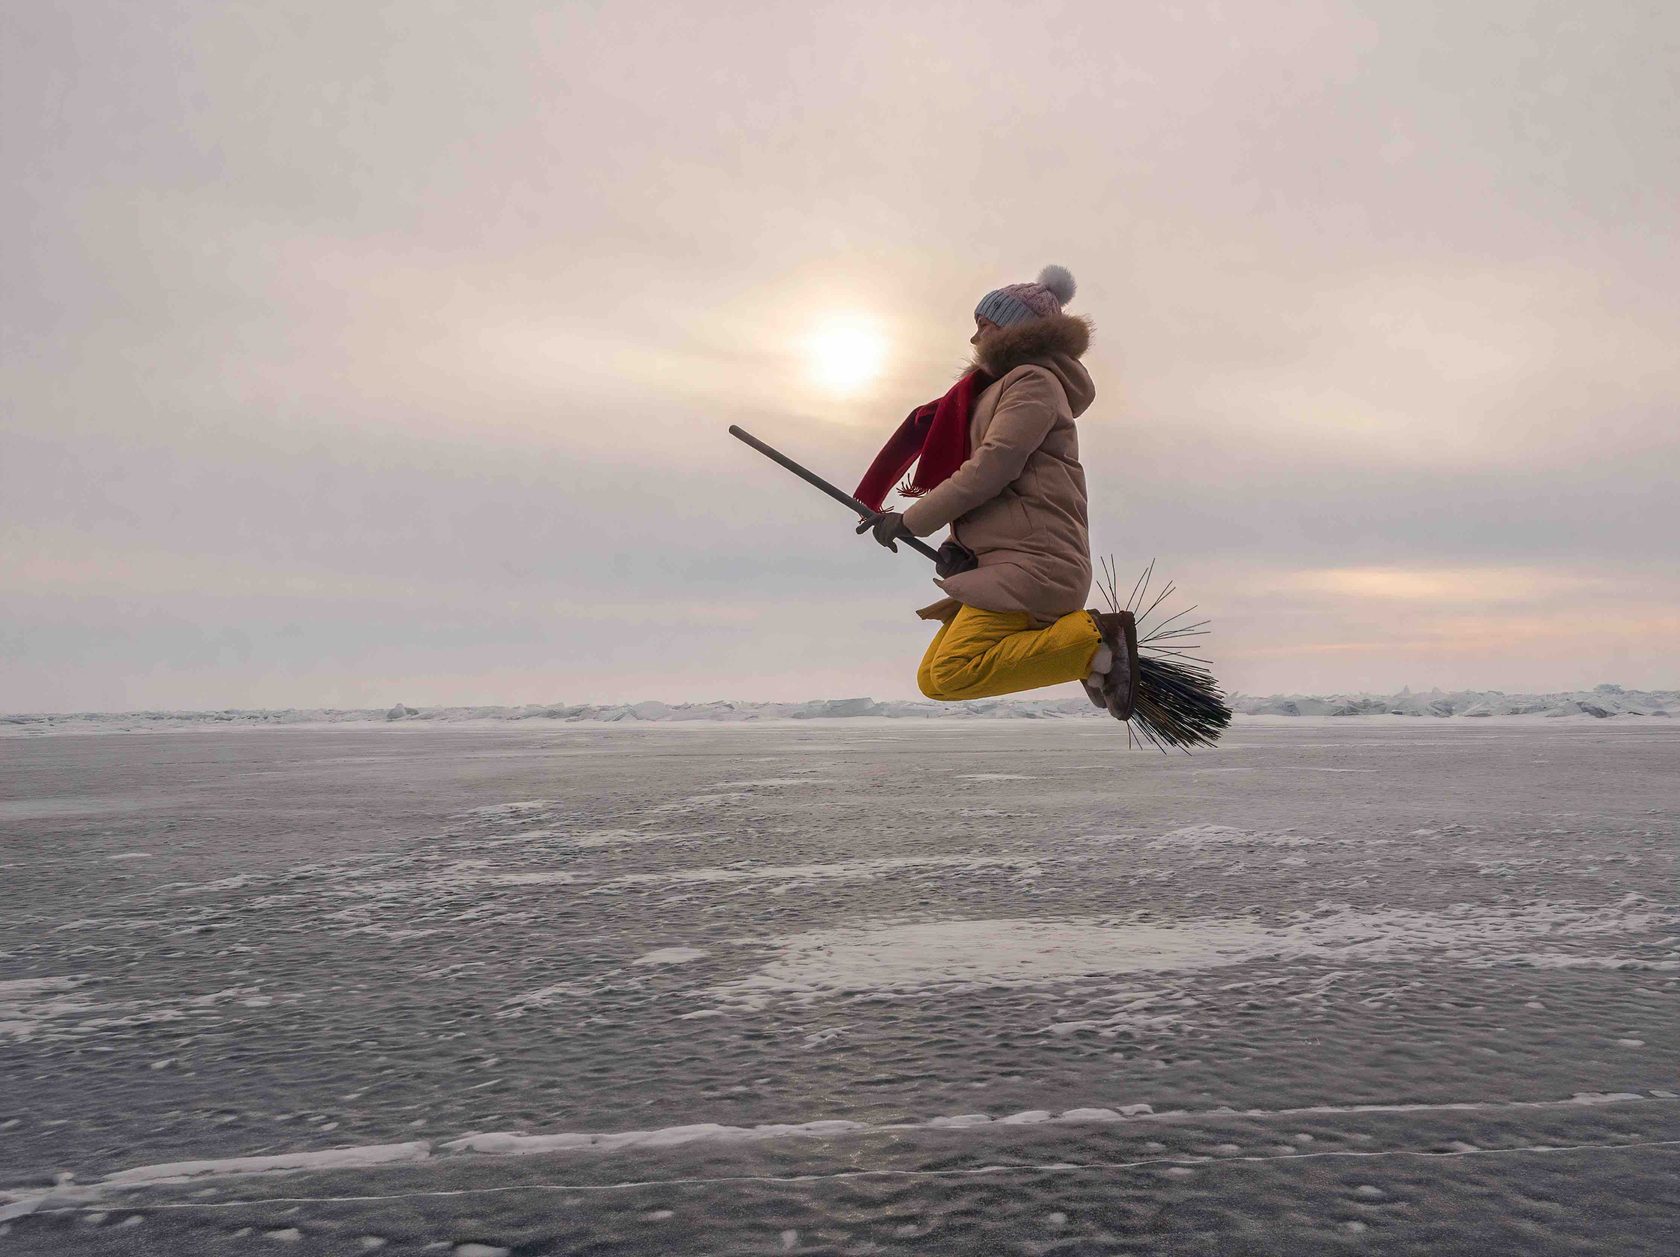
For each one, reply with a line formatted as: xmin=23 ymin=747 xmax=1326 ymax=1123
xmin=3 ymin=686 xmax=1675 ymax=733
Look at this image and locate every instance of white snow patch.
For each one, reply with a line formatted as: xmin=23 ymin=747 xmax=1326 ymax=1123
xmin=442 ymin=1119 xmax=868 ymax=1156
xmin=713 ymin=900 xmax=1676 ymax=1002
xmin=927 ymin=1114 xmax=992 ymax=1129
xmin=632 ymin=947 xmax=708 ymax=966
xmin=464 ymin=827 xmax=709 ymax=851
xmin=498 ymin=982 xmax=589 ymax=1014
xmin=715 ymin=919 xmax=1272 ymax=999
xmin=1046 ymin=1013 xmax=1185 ymax=1036
xmin=106 ymin=852 xmax=154 ymax=861
xmin=1567 ymin=1092 xmax=1645 ymax=1104
xmin=711 ymin=779 xmax=830 ymax=789
xmin=0 ymin=977 xmax=84 ymax=998
xmin=605 ymin=856 xmax=1023 ymax=888
xmin=436 ymin=1092 xmax=1659 ymax=1164
xmin=1064 ymin=1105 xmax=1156 ymax=1120
xmin=0 ymin=977 xmax=95 ymax=1041
xmin=1495 ymin=952 xmax=1679 ymax=971
xmin=104 ymin=1142 xmax=432 ymax=1185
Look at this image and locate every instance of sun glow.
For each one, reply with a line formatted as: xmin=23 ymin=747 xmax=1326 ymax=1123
xmin=806 ymin=317 xmax=887 ymax=395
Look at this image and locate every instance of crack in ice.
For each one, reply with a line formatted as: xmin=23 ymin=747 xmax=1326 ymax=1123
xmin=5 ymin=1092 xmax=1673 ymax=1223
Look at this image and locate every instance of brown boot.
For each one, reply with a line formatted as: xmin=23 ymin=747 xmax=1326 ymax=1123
xmin=1087 ymin=610 xmax=1139 ymax=721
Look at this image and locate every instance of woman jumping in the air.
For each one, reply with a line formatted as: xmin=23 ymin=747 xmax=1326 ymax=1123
xmin=854 ymin=265 xmax=1137 ymax=721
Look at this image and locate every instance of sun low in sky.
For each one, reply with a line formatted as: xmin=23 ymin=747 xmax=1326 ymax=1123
xmin=805 ymin=316 xmax=889 ymax=397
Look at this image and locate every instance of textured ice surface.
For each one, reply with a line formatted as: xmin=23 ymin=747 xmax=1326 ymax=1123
xmin=1 ymin=719 xmax=1676 ymax=1253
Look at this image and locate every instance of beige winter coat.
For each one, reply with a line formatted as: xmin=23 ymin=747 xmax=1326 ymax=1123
xmin=900 ymin=313 xmax=1096 ymax=624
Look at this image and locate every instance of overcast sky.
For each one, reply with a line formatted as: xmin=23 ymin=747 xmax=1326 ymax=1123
xmin=3 ymin=0 xmax=1677 ymax=712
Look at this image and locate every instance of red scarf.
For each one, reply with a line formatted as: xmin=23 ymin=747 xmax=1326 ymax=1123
xmin=854 ymin=370 xmax=994 ymax=512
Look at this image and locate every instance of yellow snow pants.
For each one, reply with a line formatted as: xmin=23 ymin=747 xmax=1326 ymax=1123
xmin=917 ymin=604 xmax=1103 ymax=701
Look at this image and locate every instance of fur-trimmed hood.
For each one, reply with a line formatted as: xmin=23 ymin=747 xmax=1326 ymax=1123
xmin=972 ymin=313 xmax=1095 ymax=417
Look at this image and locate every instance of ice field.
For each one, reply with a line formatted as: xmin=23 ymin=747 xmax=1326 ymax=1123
xmin=2 ymin=718 xmax=1676 ymax=1254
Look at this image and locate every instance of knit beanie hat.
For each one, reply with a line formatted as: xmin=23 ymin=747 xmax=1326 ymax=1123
xmin=974 ymin=264 xmax=1077 ymax=328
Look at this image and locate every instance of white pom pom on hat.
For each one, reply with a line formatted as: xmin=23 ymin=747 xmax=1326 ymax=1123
xmin=974 ymin=264 xmax=1079 ymax=327
xmin=1037 ymin=264 xmax=1076 ymax=304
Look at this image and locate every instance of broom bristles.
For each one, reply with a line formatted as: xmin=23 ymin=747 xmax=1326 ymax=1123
xmin=1096 ymin=557 xmax=1232 ymax=752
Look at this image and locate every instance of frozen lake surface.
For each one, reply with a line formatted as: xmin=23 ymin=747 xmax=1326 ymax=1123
xmin=2 ymin=718 xmax=1676 ymax=1254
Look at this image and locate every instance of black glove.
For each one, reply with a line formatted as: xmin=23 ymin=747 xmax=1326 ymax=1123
xmin=934 ymin=539 xmax=979 ymax=578
xmin=856 ymin=510 xmax=912 ymax=553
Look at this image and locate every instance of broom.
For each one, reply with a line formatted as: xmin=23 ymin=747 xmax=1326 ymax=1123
xmin=1094 ymin=556 xmax=1232 ymax=752
xmin=728 ymin=425 xmax=1232 ymax=750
